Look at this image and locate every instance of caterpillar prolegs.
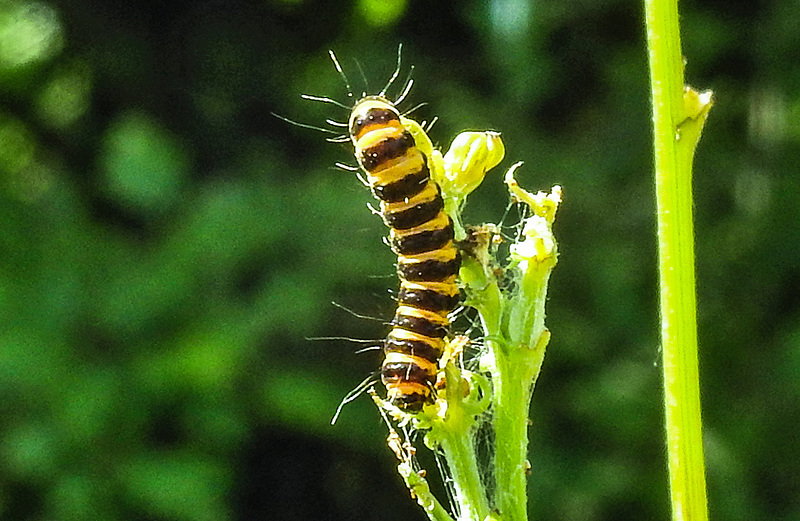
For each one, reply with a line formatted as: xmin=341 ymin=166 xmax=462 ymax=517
xmin=349 ymin=96 xmax=460 ymax=411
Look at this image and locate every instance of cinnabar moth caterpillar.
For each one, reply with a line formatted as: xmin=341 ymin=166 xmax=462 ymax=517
xmin=349 ymin=96 xmax=460 ymax=411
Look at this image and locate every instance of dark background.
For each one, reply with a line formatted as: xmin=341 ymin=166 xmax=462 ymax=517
xmin=1 ymin=0 xmax=799 ymax=519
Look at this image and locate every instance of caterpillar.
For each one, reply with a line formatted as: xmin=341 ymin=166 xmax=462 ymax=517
xmin=349 ymin=96 xmax=460 ymax=412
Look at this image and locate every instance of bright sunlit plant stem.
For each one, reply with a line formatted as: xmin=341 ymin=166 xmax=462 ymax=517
xmin=645 ymin=0 xmax=713 ymax=519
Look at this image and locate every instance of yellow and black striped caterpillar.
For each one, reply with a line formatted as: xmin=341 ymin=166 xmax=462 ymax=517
xmin=349 ymin=96 xmax=460 ymax=411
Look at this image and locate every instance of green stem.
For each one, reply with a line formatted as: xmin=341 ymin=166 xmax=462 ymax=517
xmin=437 ymin=359 xmax=491 ymax=521
xmin=439 ymin=426 xmax=489 ymax=520
xmin=645 ymin=0 xmax=712 ymax=519
xmin=396 ymin=461 xmax=455 ymax=521
xmin=461 ymin=253 xmax=530 ymax=521
xmin=490 ymin=341 xmax=534 ymax=521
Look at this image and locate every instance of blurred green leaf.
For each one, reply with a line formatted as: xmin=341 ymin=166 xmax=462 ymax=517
xmin=99 ymin=111 xmax=189 ymax=215
xmin=2 ymin=420 xmax=60 ymax=480
xmin=119 ymin=453 xmax=231 ymax=521
xmin=36 ymin=60 xmax=92 ymax=129
xmin=0 ymin=0 xmax=63 ymax=70
xmin=357 ymin=0 xmax=407 ymax=27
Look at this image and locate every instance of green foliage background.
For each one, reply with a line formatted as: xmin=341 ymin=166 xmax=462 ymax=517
xmin=1 ymin=0 xmax=799 ymax=520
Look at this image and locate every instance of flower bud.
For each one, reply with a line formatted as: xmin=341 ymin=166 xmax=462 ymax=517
xmin=441 ymin=131 xmax=505 ymax=199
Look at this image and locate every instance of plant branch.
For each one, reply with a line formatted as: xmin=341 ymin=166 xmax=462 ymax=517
xmin=644 ymin=0 xmax=713 ymax=519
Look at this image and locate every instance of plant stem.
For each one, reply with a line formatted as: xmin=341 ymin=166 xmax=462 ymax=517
xmin=439 ymin=427 xmax=489 ymax=520
xmin=490 ymin=340 xmax=535 ymax=521
xmin=437 ymin=362 xmax=490 ymax=521
xmin=644 ymin=0 xmax=712 ymax=519
xmin=468 ymin=178 xmax=559 ymax=521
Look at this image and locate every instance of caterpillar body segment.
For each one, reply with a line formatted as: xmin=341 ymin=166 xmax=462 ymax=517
xmin=349 ymin=95 xmax=461 ymax=411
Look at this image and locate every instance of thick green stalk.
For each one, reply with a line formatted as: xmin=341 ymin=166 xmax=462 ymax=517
xmin=490 ymin=270 xmax=552 ymax=521
xmin=644 ymin=0 xmax=712 ymax=519
xmin=489 ymin=340 xmax=538 ymax=521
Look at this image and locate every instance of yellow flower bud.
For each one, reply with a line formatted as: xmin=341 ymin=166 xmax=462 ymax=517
xmin=441 ymin=131 xmax=505 ymax=199
xmin=510 ymin=217 xmax=556 ymax=263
